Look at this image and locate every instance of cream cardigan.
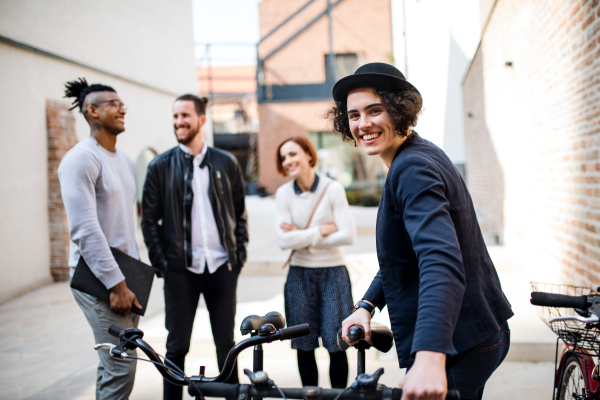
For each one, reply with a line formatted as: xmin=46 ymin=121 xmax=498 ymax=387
xmin=275 ymin=175 xmax=356 ymax=267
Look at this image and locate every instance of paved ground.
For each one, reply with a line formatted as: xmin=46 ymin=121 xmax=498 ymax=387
xmin=0 ymin=196 xmax=560 ymax=399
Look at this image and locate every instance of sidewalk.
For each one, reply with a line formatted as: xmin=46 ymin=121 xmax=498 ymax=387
xmin=0 ymin=196 xmax=555 ymax=399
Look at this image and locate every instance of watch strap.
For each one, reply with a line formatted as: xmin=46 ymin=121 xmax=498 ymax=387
xmin=354 ymin=300 xmax=375 ymax=316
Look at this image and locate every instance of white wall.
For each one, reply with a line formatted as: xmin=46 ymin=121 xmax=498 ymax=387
xmin=391 ymin=0 xmax=481 ymax=164
xmin=0 ymin=0 xmax=196 ymax=95
xmin=0 ymin=0 xmax=197 ymax=301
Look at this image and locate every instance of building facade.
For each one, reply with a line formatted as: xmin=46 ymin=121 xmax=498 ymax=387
xmin=0 ymin=0 xmax=197 ymax=302
xmin=389 ymin=0 xmax=482 ymax=178
xmin=256 ymin=0 xmax=393 ymax=194
xmin=197 ymin=64 xmax=259 ymax=182
xmin=462 ymin=0 xmax=600 ymax=285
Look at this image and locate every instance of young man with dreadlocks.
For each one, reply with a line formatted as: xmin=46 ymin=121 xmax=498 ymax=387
xmin=59 ymin=78 xmax=141 ymax=400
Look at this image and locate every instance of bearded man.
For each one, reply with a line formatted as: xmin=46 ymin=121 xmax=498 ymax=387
xmin=141 ymin=94 xmax=248 ymax=400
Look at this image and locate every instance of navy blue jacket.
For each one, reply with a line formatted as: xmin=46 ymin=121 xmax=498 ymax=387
xmin=364 ymin=132 xmax=513 ymax=368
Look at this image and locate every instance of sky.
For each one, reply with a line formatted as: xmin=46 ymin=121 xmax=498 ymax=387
xmin=192 ymin=0 xmax=262 ymax=67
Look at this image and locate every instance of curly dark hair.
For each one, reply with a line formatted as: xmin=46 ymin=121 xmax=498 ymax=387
xmin=326 ymin=88 xmax=423 ymax=144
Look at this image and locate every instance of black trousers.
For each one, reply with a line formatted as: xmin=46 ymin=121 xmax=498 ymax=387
xmin=163 ymin=264 xmax=240 ymax=400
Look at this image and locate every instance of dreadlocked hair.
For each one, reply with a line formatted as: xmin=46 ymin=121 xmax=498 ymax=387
xmin=63 ymin=77 xmax=116 ymax=111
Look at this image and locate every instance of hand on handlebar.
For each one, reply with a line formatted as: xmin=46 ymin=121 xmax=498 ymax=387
xmin=110 ymin=281 xmax=142 ymax=316
xmin=399 ymin=351 xmax=447 ymax=400
xmin=342 ymin=308 xmax=372 ymax=345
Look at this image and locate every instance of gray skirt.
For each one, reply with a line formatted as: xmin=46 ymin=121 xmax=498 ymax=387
xmin=284 ymin=265 xmax=353 ymax=352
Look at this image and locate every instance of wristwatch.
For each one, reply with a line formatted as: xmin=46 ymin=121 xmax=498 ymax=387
xmin=353 ymin=300 xmax=376 ymax=317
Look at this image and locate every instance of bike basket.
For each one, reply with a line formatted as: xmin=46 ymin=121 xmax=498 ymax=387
xmin=531 ymin=282 xmax=600 ymax=354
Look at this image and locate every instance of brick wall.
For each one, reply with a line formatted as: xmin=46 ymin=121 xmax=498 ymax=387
xmin=257 ymin=0 xmax=392 ymax=191
xmin=258 ymin=0 xmax=393 ymax=84
xmin=463 ymin=0 xmax=600 ymax=285
xmin=47 ymin=100 xmax=78 ymax=281
xmin=258 ymin=100 xmax=333 ymax=193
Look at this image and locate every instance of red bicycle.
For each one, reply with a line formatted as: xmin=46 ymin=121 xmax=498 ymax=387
xmin=530 ymin=283 xmax=600 ymax=400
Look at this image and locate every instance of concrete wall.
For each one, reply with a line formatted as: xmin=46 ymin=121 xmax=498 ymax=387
xmin=478 ymin=0 xmax=497 ymax=32
xmin=0 ymin=0 xmax=197 ymax=302
xmin=390 ymin=0 xmax=481 ymax=166
xmin=0 ymin=0 xmax=195 ymax=95
xmin=462 ymin=0 xmax=600 ymax=285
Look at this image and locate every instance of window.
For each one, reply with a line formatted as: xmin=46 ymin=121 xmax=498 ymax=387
xmin=325 ymin=53 xmax=358 ymax=82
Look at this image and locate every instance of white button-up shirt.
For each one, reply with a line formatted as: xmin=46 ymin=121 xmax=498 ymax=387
xmin=179 ymin=143 xmax=228 ymax=274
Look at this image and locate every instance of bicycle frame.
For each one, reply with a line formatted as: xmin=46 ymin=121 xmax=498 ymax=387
xmin=531 ymin=287 xmax=600 ymax=400
xmin=554 ymin=345 xmax=599 ymax=399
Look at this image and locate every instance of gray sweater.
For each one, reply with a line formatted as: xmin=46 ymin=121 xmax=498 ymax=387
xmin=58 ymin=136 xmax=139 ymax=289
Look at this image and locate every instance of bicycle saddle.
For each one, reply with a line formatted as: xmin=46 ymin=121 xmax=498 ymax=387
xmin=336 ymin=322 xmax=394 ymax=353
xmin=240 ymin=311 xmax=286 ymax=335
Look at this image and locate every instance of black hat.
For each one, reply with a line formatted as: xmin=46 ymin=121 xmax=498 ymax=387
xmin=332 ymin=62 xmax=420 ymax=103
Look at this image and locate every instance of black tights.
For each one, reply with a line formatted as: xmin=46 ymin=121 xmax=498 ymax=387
xmin=297 ymin=350 xmax=349 ymax=389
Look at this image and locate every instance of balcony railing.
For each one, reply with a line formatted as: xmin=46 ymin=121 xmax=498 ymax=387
xmin=257 ymin=81 xmax=334 ymax=103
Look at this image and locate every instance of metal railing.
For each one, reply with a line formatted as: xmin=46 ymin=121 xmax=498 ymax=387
xmin=257 ymin=82 xmax=334 ymax=103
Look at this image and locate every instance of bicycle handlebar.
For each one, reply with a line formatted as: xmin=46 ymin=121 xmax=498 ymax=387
xmin=277 ymin=323 xmax=311 ymax=341
xmin=108 ymin=325 xmax=126 ymax=338
xmin=107 ymin=324 xmax=460 ymax=399
xmin=530 ymin=292 xmax=590 ymax=309
xmin=348 ymin=324 xmax=364 ymax=341
xmin=108 ymin=323 xmax=311 ymax=384
xmin=186 ymin=382 xmax=460 ymax=400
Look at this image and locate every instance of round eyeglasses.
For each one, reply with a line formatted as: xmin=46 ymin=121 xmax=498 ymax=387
xmin=89 ymin=99 xmax=128 ymax=111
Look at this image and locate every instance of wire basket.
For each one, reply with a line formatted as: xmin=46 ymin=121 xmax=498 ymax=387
xmin=531 ymin=282 xmax=600 ymax=354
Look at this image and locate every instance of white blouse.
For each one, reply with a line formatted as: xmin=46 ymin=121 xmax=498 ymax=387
xmin=275 ymin=175 xmax=356 ymax=267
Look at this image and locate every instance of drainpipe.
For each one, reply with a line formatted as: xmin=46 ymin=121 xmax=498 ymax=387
xmin=402 ymin=0 xmax=408 ymax=79
xmin=327 ymin=0 xmax=336 ymax=82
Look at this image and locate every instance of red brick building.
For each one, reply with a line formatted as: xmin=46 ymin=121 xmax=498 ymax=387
xmin=256 ymin=0 xmax=393 ymax=193
xmin=463 ymin=0 xmax=600 ymax=285
xmin=196 ymin=65 xmax=259 ymax=181
xmin=198 ymin=65 xmax=257 ymax=96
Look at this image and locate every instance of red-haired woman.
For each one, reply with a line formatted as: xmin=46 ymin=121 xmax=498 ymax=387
xmin=275 ymin=136 xmax=356 ymax=389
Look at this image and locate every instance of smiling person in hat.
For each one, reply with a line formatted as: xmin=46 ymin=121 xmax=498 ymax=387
xmin=330 ymin=63 xmax=513 ymax=400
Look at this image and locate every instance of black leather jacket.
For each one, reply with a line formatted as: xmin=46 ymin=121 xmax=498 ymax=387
xmin=141 ymin=146 xmax=248 ymax=276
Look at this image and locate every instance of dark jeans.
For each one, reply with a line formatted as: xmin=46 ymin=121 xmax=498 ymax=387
xmin=163 ymin=265 xmax=240 ymax=400
xmin=446 ymin=322 xmax=510 ymax=399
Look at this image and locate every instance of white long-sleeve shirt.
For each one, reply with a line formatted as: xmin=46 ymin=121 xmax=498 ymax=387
xmin=58 ymin=136 xmax=139 ymax=289
xmin=275 ymin=175 xmax=356 ymax=267
xmin=179 ymin=143 xmax=228 ymax=274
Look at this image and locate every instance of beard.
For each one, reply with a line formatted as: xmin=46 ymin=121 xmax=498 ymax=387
xmin=175 ymin=123 xmax=200 ymax=145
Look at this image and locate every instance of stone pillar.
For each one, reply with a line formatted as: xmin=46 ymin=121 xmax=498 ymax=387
xmin=46 ymin=100 xmax=78 ymax=281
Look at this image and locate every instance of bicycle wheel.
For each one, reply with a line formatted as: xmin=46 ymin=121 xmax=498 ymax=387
xmin=557 ymin=355 xmax=590 ymax=400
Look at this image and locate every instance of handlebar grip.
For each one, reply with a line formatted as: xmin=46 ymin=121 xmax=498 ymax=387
xmin=348 ymin=325 xmax=365 ymax=341
xmin=530 ymin=292 xmax=589 ymax=309
xmin=279 ymin=323 xmax=311 ymax=340
xmin=108 ymin=325 xmax=125 ymax=339
xmin=447 ymin=389 xmax=460 ymax=400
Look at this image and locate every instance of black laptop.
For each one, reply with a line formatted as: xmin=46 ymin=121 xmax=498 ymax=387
xmin=70 ymin=247 xmax=154 ymax=316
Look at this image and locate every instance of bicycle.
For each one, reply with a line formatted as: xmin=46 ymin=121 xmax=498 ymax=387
xmin=530 ymin=283 xmax=600 ymax=399
xmin=95 ymin=311 xmax=460 ymax=399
